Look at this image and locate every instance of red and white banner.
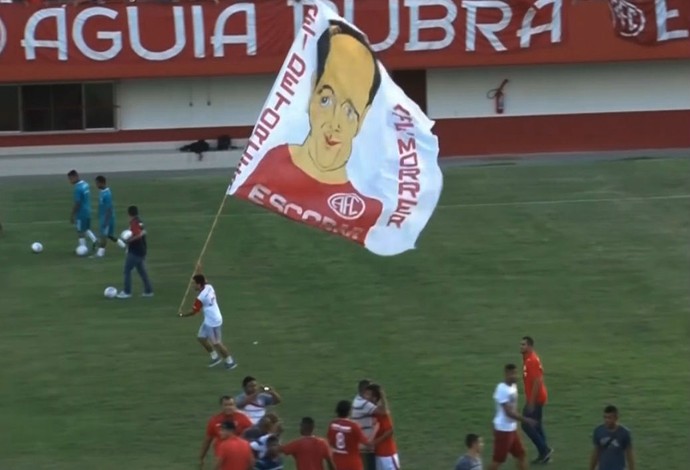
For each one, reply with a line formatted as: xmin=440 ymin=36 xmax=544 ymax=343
xmin=607 ymin=0 xmax=689 ymax=44
xmin=228 ymin=1 xmax=443 ymax=256
xmin=1 ymin=0 xmax=688 ymax=83
xmin=0 ymin=0 xmax=569 ymax=82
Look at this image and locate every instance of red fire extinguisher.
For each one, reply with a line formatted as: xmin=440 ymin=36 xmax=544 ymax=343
xmin=487 ymin=79 xmax=509 ymax=114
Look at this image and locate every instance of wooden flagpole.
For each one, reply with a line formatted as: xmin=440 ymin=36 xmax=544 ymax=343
xmin=175 ymin=192 xmax=231 ymax=315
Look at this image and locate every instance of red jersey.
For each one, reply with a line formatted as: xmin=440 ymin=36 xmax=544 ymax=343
xmin=282 ymin=435 xmax=332 ymax=470
xmin=234 ymin=144 xmax=384 ymax=246
xmin=127 ymin=216 xmax=147 ymax=256
xmin=129 ymin=218 xmax=142 ymax=235
xmin=216 ymin=435 xmax=254 ymax=470
xmin=206 ymin=412 xmax=253 ymax=453
xmin=327 ymin=418 xmax=368 ymax=470
xmin=523 ymin=351 xmax=548 ymax=405
xmin=373 ymin=414 xmax=397 ymax=457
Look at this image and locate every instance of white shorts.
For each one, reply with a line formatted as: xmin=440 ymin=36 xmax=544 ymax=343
xmin=197 ymin=323 xmax=222 ymax=344
xmin=376 ymin=454 xmax=400 ymax=470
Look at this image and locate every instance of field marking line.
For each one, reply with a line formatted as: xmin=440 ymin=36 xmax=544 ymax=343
xmin=436 ymin=194 xmax=690 ymax=209
xmin=12 ymin=260 xmax=196 ymax=270
xmin=3 ymin=194 xmax=689 ymax=227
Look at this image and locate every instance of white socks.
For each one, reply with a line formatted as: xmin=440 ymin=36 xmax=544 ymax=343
xmin=210 ymin=352 xmax=234 ymax=364
xmin=85 ymin=230 xmax=97 ymax=243
xmin=96 ymin=247 xmax=105 ymax=257
xmin=78 ymin=238 xmax=86 ymax=247
xmin=117 ymin=239 xmax=126 ymax=249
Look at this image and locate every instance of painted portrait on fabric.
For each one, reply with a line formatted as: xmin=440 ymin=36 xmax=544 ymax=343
xmin=232 ymin=21 xmax=384 ymax=243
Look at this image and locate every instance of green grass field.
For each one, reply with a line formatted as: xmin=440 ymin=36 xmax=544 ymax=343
xmin=1 ymin=157 xmax=689 ymax=470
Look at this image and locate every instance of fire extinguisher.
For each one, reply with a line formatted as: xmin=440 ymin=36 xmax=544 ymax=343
xmin=487 ymin=79 xmax=509 ymax=114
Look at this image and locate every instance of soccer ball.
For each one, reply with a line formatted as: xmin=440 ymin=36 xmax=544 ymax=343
xmin=31 ymin=242 xmax=43 ymax=253
xmin=104 ymin=286 xmax=118 ymax=299
xmin=120 ymin=229 xmax=133 ymax=241
xmin=75 ymin=245 xmax=89 ymax=256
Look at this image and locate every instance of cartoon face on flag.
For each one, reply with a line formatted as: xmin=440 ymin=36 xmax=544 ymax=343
xmin=229 ymin=0 xmax=443 ymax=256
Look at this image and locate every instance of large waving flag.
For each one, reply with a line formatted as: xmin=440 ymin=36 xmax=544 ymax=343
xmin=607 ymin=0 xmax=689 ymax=44
xmin=228 ymin=0 xmax=443 ymax=256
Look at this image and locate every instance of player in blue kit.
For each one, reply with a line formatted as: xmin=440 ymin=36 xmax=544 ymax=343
xmin=68 ymin=170 xmax=97 ymax=251
xmin=94 ymin=175 xmax=125 ymax=258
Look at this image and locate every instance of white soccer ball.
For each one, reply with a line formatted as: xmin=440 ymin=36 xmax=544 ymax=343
xmin=75 ymin=245 xmax=89 ymax=257
xmin=31 ymin=242 xmax=43 ymax=253
xmin=120 ymin=229 xmax=133 ymax=241
xmin=104 ymin=286 xmax=118 ymax=299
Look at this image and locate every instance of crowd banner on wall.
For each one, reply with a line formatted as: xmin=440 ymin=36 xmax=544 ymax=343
xmin=0 ymin=0 xmax=565 ymax=67
xmin=0 ymin=0 xmax=688 ymax=83
xmin=607 ymin=0 xmax=689 ymax=44
xmin=228 ymin=0 xmax=443 ymax=256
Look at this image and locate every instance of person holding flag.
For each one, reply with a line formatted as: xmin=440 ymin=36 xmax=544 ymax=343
xmin=179 ymin=274 xmax=237 ymax=370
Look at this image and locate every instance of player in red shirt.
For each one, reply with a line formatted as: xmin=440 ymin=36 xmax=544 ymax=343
xmin=281 ymin=417 xmax=335 ymax=470
xmin=328 ymin=400 xmax=370 ymax=470
xmin=365 ymin=384 xmax=400 ymax=470
xmin=215 ymin=421 xmax=255 ymax=470
xmin=520 ymin=336 xmax=553 ymax=464
xmin=200 ymin=396 xmax=253 ymax=467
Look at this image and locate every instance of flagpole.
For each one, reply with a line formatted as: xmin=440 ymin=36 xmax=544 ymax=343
xmin=175 ymin=191 xmax=230 ymax=315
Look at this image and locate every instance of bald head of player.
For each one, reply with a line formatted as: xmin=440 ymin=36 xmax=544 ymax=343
xmin=293 ymin=21 xmax=382 ymax=184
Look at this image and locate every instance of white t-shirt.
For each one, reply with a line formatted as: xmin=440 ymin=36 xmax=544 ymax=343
xmin=197 ymin=284 xmax=222 ymax=327
xmin=235 ymin=392 xmax=275 ymax=424
xmin=351 ymin=394 xmax=378 ymax=442
xmin=493 ymin=382 xmax=519 ymax=432
xmin=250 ymin=434 xmax=271 ymax=458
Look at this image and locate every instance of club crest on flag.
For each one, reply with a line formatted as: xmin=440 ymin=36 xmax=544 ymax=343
xmin=608 ymin=0 xmax=646 ymax=37
xmin=606 ymin=0 xmax=689 ymax=44
xmin=327 ymin=193 xmax=366 ymax=220
xmin=228 ymin=0 xmax=443 ymax=256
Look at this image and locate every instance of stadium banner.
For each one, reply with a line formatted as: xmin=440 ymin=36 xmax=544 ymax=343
xmin=1 ymin=0 xmax=688 ymax=83
xmin=0 ymin=0 xmax=567 ymax=83
xmin=607 ymin=0 xmax=689 ymax=44
xmin=228 ymin=0 xmax=442 ymax=256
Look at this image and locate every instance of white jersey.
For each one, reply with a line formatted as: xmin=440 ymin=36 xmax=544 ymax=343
xmin=493 ymin=382 xmax=519 ymax=432
xmin=376 ymin=454 xmax=400 ymax=470
xmin=250 ymin=434 xmax=271 ymax=458
xmin=196 ymin=284 xmax=222 ymax=327
xmin=351 ymin=394 xmax=378 ymax=442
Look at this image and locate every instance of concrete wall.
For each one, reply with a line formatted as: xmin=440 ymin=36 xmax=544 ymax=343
xmin=426 ymin=61 xmax=690 ymax=119
xmin=2 ymin=60 xmax=690 ymax=156
xmin=116 ymin=75 xmax=274 ymax=130
xmin=113 ymin=61 xmax=690 ymax=129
